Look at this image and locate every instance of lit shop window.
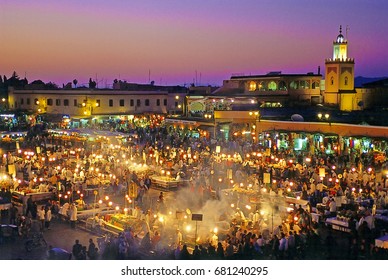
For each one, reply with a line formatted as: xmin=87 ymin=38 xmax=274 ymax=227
xmin=248 ymin=81 xmax=257 ymax=91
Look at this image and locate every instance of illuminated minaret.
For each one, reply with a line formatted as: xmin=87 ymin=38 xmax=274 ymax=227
xmin=332 ymin=25 xmax=347 ymax=60
xmin=324 ymin=25 xmax=356 ymax=111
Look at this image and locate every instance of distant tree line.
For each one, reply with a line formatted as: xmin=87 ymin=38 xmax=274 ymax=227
xmin=0 ymin=71 xmax=99 ymax=90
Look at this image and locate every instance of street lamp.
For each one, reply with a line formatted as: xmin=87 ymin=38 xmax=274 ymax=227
xmin=81 ymin=98 xmax=99 ymax=116
xmin=318 ymin=113 xmax=331 ymax=130
xmin=317 ymin=113 xmax=330 ymax=122
xmin=249 ymin=111 xmax=259 ymax=117
xmin=1 ymin=98 xmax=7 ymax=111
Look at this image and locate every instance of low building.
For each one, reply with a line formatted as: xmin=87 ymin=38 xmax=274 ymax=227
xmin=7 ymin=86 xmax=187 ymax=121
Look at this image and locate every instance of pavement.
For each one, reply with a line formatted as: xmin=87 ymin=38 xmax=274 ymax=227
xmin=0 ymin=215 xmax=100 ymax=260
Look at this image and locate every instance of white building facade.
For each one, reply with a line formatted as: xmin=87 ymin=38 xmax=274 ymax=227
xmin=7 ymin=88 xmax=186 ymax=117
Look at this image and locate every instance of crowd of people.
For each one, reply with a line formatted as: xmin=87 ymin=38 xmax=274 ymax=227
xmin=1 ymin=119 xmax=388 ymax=260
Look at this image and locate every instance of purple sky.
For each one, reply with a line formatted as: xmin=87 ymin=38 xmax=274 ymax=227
xmin=1 ymin=0 xmax=388 ymax=87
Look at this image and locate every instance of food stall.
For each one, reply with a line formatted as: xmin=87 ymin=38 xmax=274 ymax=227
xmin=325 ymin=216 xmax=351 ymax=233
xmin=77 ymin=206 xmax=116 ymax=220
xmin=0 ymin=203 xmax=12 ymax=211
xmin=150 ymin=175 xmax=180 ymax=190
xmin=11 ymin=190 xmax=55 ymax=206
xmin=103 ymin=213 xmax=143 ymax=234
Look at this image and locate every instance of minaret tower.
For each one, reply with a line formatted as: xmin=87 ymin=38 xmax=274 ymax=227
xmin=324 ymin=25 xmax=356 ymax=111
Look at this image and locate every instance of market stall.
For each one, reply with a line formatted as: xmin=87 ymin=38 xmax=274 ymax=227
xmin=150 ymin=175 xmax=180 ymax=190
xmin=104 ymin=213 xmax=143 ymax=233
xmin=0 ymin=203 xmax=11 ymax=211
xmin=77 ymin=206 xmax=116 ymax=220
xmin=325 ymin=217 xmax=351 ymax=233
xmin=11 ymin=190 xmax=55 ymax=206
xmin=375 ymin=235 xmax=388 ymax=249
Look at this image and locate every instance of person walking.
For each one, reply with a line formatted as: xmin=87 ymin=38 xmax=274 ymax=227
xmin=69 ymin=203 xmax=77 ymax=229
xmin=87 ymin=238 xmax=98 ymax=260
xmin=72 ymin=239 xmax=83 ymax=260
xmin=45 ymin=206 xmax=52 ymax=230
xmin=22 ymin=194 xmax=29 ymax=216
xmin=37 ymin=205 xmax=45 ymax=232
xmin=175 ymin=229 xmax=183 ymax=247
xmin=9 ymin=203 xmax=18 ymax=225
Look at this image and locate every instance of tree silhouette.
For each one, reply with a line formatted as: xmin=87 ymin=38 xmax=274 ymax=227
xmin=3 ymin=71 xmax=28 ymax=89
xmin=73 ymin=79 xmax=78 ymax=88
xmin=12 ymin=71 xmax=19 ymax=79
xmin=31 ymin=80 xmax=45 ymax=85
xmin=89 ymin=78 xmax=96 ymax=89
xmin=46 ymin=82 xmax=59 ymax=89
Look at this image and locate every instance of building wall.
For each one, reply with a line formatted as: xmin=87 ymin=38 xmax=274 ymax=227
xmin=339 ymin=94 xmax=354 ymax=111
xmin=325 ymin=60 xmax=355 ymax=91
xmin=256 ymin=119 xmax=388 ymax=138
xmin=8 ymin=88 xmax=186 ymax=116
xmin=218 ymin=74 xmax=322 ymax=105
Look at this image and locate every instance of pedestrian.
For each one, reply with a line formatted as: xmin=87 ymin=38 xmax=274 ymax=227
xmin=45 ymin=206 xmax=52 ymax=230
xmin=31 ymin=201 xmax=38 ymax=219
xmin=179 ymin=244 xmax=191 ymax=260
xmin=22 ymin=194 xmax=29 ymax=216
xmin=278 ymin=232 xmax=288 ymax=259
xmin=79 ymin=246 xmax=87 ymax=260
xmin=175 ymin=229 xmax=183 ymax=247
xmin=9 ymin=203 xmax=18 ymax=225
xmin=37 ymin=205 xmax=45 ymax=231
xmin=69 ymin=203 xmax=77 ymax=229
xmin=87 ymin=239 xmax=98 ymax=260
xmin=72 ymin=239 xmax=83 ymax=260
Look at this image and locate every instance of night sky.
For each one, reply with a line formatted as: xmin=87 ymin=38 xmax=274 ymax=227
xmin=1 ymin=0 xmax=388 ymax=87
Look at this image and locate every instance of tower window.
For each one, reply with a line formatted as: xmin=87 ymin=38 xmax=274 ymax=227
xmin=331 ymin=77 xmax=334 ymax=86
xmin=344 ymin=77 xmax=348 ymax=86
